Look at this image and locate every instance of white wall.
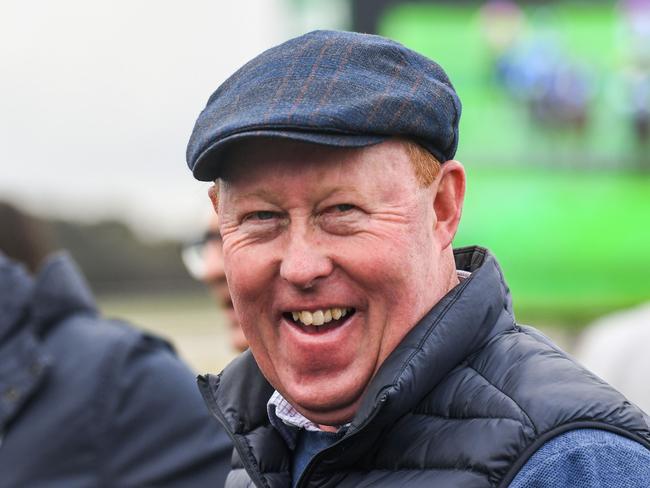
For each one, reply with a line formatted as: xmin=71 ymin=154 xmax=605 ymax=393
xmin=1 ymin=0 xmax=298 ymax=239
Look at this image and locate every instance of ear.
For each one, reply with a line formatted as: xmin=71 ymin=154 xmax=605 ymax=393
xmin=433 ymin=160 xmax=466 ymax=250
xmin=208 ymin=184 xmax=219 ymax=213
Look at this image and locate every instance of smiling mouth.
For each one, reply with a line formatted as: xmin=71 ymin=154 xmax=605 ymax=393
xmin=283 ymin=307 xmax=356 ymax=333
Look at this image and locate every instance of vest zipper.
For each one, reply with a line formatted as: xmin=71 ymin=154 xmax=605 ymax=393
xmin=198 ymin=376 xmax=269 ymax=488
xmin=295 ymin=392 xmax=388 ymax=487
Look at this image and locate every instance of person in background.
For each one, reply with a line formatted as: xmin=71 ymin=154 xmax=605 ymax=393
xmin=182 ymin=214 xmax=248 ymax=352
xmin=0 ymin=201 xmax=231 ymax=487
xmin=619 ymin=0 xmax=650 ymax=169
xmin=574 ymin=303 xmax=650 ymax=413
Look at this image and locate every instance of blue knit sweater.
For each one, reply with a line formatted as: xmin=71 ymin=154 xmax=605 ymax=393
xmin=291 ymin=428 xmax=650 ymax=487
xmin=510 ymin=428 xmax=650 ymax=487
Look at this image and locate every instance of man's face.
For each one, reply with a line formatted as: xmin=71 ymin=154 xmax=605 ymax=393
xmin=217 ymin=139 xmax=454 ymax=427
xmin=201 ymin=215 xmax=248 ymax=352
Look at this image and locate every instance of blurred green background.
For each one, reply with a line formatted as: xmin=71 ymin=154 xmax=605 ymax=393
xmin=379 ymin=1 xmax=650 ymax=328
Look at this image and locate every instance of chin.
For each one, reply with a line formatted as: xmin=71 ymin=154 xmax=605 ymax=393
xmin=284 ymin=381 xmax=367 ymax=427
xmin=296 ymin=400 xmax=361 ymax=428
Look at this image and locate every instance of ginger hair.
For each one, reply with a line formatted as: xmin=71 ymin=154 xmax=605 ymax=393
xmin=401 ymin=139 xmax=441 ymax=187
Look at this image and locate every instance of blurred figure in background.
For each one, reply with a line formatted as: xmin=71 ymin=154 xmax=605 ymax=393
xmin=481 ymin=2 xmax=595 ymax=166
xmin=479 ymin=0 xmax=526 ymax=85
xmin=574 ymin=303 xmax=650 ymax=413
xmin=0 ymin=201 xmax=50 ymax=273
xmin=0 ymin=201 xmax=231 ymax=487
xmin=182 ymin=214 xmax=248 ymax=353
xmin=620 ymin=0 xmax=650 ymax=169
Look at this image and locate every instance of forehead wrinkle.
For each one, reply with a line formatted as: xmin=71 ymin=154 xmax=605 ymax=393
xmin=219 ymin=139 xmax=419 ymax=212
xmin=230 ymin=188 xmax=282 ymax=206
xmin=225 ymin=161 xmax=362 ymax=205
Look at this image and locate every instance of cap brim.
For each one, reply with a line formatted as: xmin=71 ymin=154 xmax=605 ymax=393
xmin=192 ymin=129 xmax=387 ymax=181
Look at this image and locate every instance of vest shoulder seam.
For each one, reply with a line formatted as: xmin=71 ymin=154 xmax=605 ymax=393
xmin=466 ymin=365 xmax=538 ymax=436
xmin=410 ymin=412 xmax=532 ymax=425
xmin=338 ymin=465 xmax=492 ymax=478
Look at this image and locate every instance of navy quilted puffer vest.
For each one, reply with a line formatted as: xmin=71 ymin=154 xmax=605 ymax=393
xmin=199 ymin=247 xmax=650 ymax=487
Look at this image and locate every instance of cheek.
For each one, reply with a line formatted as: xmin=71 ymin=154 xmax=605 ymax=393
xmin=338 ymin=232 xmax=437 ymax=328
xmin=343 ymin=230 xmax=433 ymax=287
xmin=336 ymin=243 xmax=416 ymax=315
xmin=225 ymin=249 xmax=274 ymax=315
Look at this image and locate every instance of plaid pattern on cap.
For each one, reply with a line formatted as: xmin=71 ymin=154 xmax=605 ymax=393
xmin=186 ymin=30 xmax=462 ymax=181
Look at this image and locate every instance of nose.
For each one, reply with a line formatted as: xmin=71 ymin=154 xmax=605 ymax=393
xmin=280 ymin=229 xmax=333 ymax=289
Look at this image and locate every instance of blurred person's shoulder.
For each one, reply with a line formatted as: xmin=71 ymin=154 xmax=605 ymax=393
xmin=26 ymin=251 xmax=176 ymax=377
xmin=0 ymin=252 xmax=231 ymax=487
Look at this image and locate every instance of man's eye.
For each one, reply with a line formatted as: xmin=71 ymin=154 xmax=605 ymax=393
xmin=246 ymin=211 xmax=277 ymax=221
xmin=333 ymin=204 xmax=355 ymax=212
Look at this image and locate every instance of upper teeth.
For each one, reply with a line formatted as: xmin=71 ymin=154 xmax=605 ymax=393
xmin=291 ymin=308 xmax=351 ymax=326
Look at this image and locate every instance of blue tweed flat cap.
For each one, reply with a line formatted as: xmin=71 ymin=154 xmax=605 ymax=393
xmin=187 ymin=30 xmax=462 ymax=181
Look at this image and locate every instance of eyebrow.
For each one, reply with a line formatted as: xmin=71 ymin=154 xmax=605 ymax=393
xmin=230 ymin=188 xmax=281 ymax=204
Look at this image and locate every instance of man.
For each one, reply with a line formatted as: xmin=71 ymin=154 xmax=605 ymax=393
xmin=182 ymin=214 xmax=248 ymax=352
xmin=0 ymin=202 xmax=232 ymax=487
xmin=186 ymin=31 xmax=650 ymax=487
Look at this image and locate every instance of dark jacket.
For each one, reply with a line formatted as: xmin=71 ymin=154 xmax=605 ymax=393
xmin=199 ymin=247 xmax=650 ymax=488
xmin=0 ymin=252 xmax=232 ymax=487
